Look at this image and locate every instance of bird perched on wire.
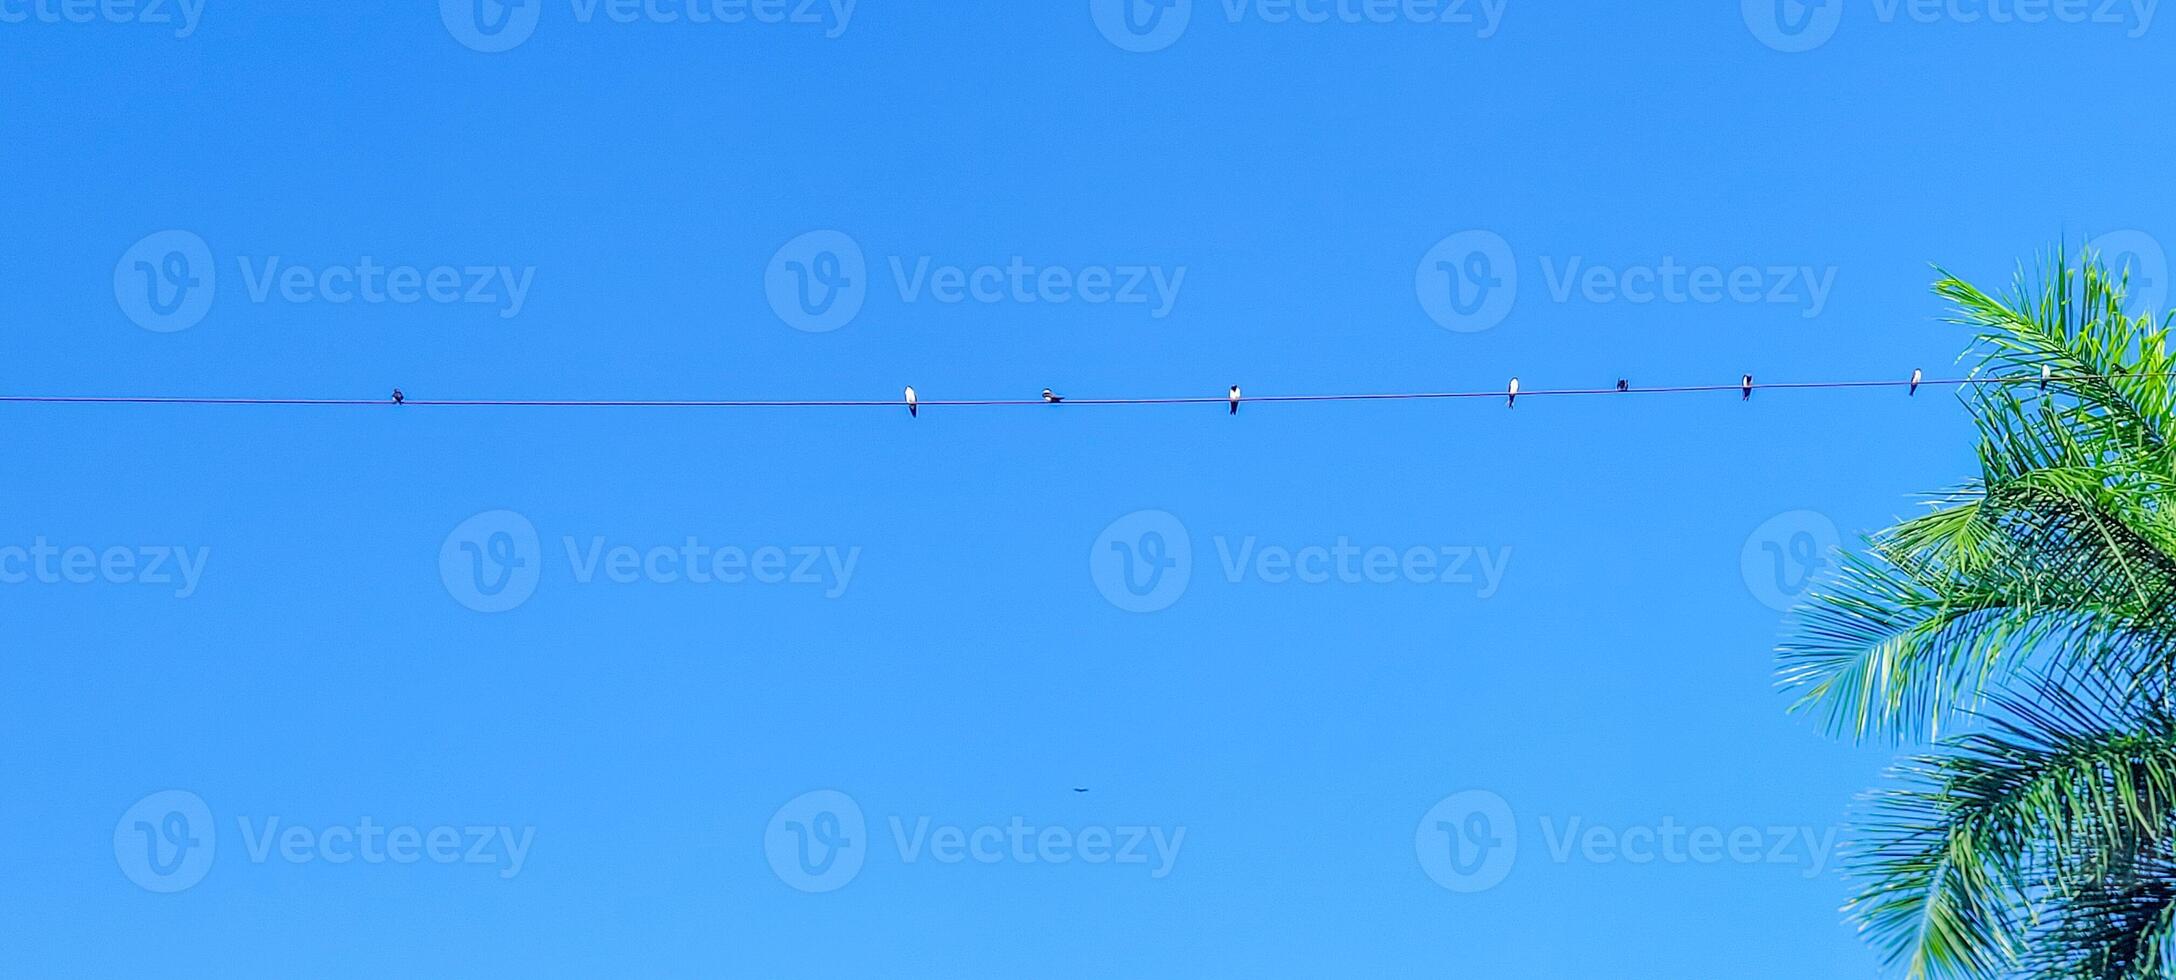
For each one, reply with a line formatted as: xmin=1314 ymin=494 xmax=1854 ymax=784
xmin=391 ymin=388 xmax=405 ymax=405
xmin=1909 ymin=369 xmax=1922 ymax=396
xmin=1043 ymin=388 xmax=1064 ymax=404
xmin=1228 ymin=385 xmax=1241 ymax=415
xmin=1507 ymin=377 xmax=1519 ymax=409
xmin=1616 ymin=379 xmax=1629 ymax=393
xmin=2042 ymin=365 xmax=2053 ymax=391
xmin=904 ymin=385 xmax=917 ymax=418
xmin=1741 ymin=375 xmax=1753 ymax=401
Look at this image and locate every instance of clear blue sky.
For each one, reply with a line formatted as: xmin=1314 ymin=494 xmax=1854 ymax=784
xmin=2 ymin=2 xmax=2170 ymax=976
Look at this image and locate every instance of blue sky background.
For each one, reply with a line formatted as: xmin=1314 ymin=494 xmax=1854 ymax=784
xmin=1 ymin=1 xmax=2170 ymax=976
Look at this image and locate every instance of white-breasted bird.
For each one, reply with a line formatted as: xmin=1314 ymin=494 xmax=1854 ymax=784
xmin=1741 ymin=374 xmax=1754 ymax=401
xmin=1910 ymin=368 xmax=1923 ymax=396
xmin=1507 ymin=377 xmax=1519 ymax=409
xmin=1228 ymin=385 xmax=1241 ymax=415
xmin=904 ymin=385 xmax=917 ymax=418
xmin=1043 ymin=388 xmax=1064 ymax=404
xmin=2042 ymin=364 xmax=2054 ymax=391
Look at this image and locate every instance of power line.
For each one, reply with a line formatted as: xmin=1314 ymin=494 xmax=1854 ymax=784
xmin=0 ymin=371 xmax=2138 ymax=410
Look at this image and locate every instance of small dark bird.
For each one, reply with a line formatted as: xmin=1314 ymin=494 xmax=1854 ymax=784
xmin=1228 ymin=385 xmax=1241 ymax=415
xmin=391 ymin=388 xmax=405 ymax=405
xmin=1741 ymin=374 xmax=1753 ymax=402
xmin=1043 ymin=388 xmax=1064 ymax=404
xmin=1616 ymin=379 xmax=1629 ymax=393
xmin=904 ymin=385 xmax=918 ymax=418
xmin=1909 ymin=369 xmax=1922 ymax=396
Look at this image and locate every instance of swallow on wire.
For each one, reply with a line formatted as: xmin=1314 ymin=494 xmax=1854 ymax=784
xmin=1909 ymin=368 xmax=1922 ymax=396
xmin=1507 ymin=377 xmax=1519 ymax=409
xmin=904 ymin=385 xmax=917 ymax=418
xmin=1043 ymin=388 xmax=1064 ymax=404
xmin=391 ymin=388 xmax=405 ymax=405
xmin=2042 ymin=365 xmax=2053 ymax=391
xmin=1616 ymin=379 xmax=1629 ymax=393
xmin=1741 ymin=374 xmax=1753 ymax=401
xmin=1228 ymin=385 xmax=1241 ymax=415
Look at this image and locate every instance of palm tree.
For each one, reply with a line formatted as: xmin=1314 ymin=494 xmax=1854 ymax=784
xmin=1781 ymin=246 xmax=2176 ymax=978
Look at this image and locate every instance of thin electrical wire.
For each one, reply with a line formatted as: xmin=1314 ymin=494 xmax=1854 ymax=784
xmin=0 ymin=372 xmax=2153 ymax=409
